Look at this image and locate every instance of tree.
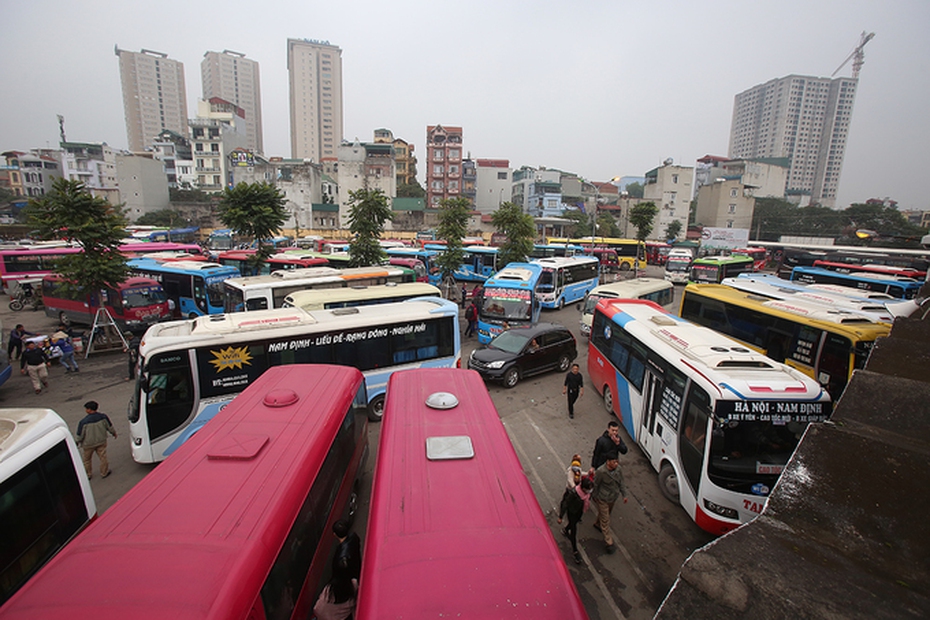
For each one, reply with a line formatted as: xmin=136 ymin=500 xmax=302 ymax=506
xmin=433 ymin=197 xmax=471 ymax=287
xmin=396 ymin=180 xmax=426 ymax=198
xmin=561 ymin=209 xmax=590 ymax=238
xmin=664 ymin=219 xmax=683 ymax=242
xmin=25 ymin=178 xmax=129 ymax=301
xmin=218 ymin=182 xmax=288 ymax=270
xmin=135 ymin=208 xmax=186 ymax=227
xmin=596 ymin=211 xmax=621 ymax=238
xmin=346 ymin=188 xmax=393 ymax=267
xmin=629 ymin=201 xmax=658 ymax=275
xmin=491 ymin=202 xmax=535 ymax=267
xmin=625 ymin=182 xmax=644 ymax=199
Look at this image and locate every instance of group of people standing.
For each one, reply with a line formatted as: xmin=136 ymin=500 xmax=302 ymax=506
xmin=11 ymin=323 xmax=81 ymax=394
xmin=558 ymin=421 xmax=629 ymax=563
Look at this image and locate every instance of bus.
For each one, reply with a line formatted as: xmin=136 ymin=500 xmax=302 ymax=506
xmin=0 ymin=408 xmax=96 ymax=606
xmin=222 ymin=265 xmax=415 ymax=313
xmin=129 ymin=297 xmax=461 ymax=463
xmin=645 ymin=241 xmax=671 ymax=265
xmin=386 ymin=247 xmax=441 ymax=285
xmin=754 ymin=242 xmax=930 ymax=278
xmin=217 ymin=250 xmax=328 ymax=277
xmin=455 ymin=246 xmax=499 ymax=282
xmin=532 ymin=256 xmax=600 ymax=309
xmin=587 ymin=300 xmax=832 ymax=535
xmin=529 ymin=243 xmax=584 ymax=259
xmin=387 ymin=256 xmax=428 ymax=282
xmin=733 ymin=247 xmax=768 ymax=271
xmin=664 ymin=249 xmax=693 ymax=284
xmin=2 ymin=366 xmax=368 ymax=620
xmin=583 ymin=247 xmax=621 ymax=273
xmin=0 ymin=243 xmax=205 ymax=291
xmin=357 ymin=368 xmax=587 ymax=619
xmin=720 ymin=274 xmax=917 ymax=324
xmin=548 ymin=236 xmax=646 ymax=271
xmin=811 ymin=259 xmax=925 ymax=281
xmin=790 ymin=266 xmax=923 ymax=300
xmin=128 ymin=258 xmax=239 ymax=318
xmin=689 ymin=254 xmax=755 ymax=284
xmin=579 ymin=277 xmax=674 ymax=337
xmin=679 ymin=283 xmax=891 ymax=399
xmin=279 ymin=249 xmax=352 ymax=269
xmin=283 ymin=282 xmax=441 ymax=311
xmin=477 ymin=263 xmax=543 ymax=344
xmin=41 ymin=275 xmax=171 ymax=330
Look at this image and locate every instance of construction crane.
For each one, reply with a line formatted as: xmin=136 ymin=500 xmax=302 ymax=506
xmin=832 ymin=31 xmax=875 ymax=79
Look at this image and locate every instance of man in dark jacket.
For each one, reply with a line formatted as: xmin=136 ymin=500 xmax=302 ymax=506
xmin=332 ymin=518 xmax=361 ymax=581
xmin=20 ymin=339 xmax=50 ymax=394
xmin=76 ymin=400 xmax=117 ymax=479
xmin=591 ymin=420 xmax=628 ymax=469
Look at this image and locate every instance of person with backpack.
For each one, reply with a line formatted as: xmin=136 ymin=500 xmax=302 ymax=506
xmin=558 ymin=476 xmax=594 ymax=564
xmin=464 ymin=300 xmax=479 ymax=338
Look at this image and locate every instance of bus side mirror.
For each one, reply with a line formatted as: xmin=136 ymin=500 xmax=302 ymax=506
xmin=140 ymin=375 xmax=150 ymax=392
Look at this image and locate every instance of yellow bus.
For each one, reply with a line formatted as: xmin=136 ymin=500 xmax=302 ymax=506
xmin=547 ymin=236 xmax=646 ymax=271
xmin=679 ymin=283 xmax=891 ymax=399
xmin=283 ymin=282 xmax=441 ymax=310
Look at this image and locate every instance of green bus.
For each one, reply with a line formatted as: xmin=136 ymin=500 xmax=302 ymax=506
xmin=689 ymin=254 xmax=754 ymax=284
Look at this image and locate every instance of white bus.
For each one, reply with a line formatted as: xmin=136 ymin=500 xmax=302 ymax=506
xmin=222 ymin=265 xmax=416 ymax=313
xmin=664 ymin=249 xmax=693 ymax=284
xmin=0 ymin=408 xmax=96 ymax=605
xmin=721 ymin=275 xmax=917 ymax=324
xmin=588 ymin=299 xmax=831 ymax=535
xmin=531 ymin=256 xmax=600 ymax=309
xmin=128 ymin=297 xmax=461 ymax=463
xmin=283 ymin=282 xmax=441 ymax=311
xmin=579 ymin=277 xmax=674 ymax=337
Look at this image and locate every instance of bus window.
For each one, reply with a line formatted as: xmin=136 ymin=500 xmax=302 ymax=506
xmin=818 ymin=333 xmax=853 ymax=398
xmin=144 ymin=356 xmax=195 ymax=441
xmin=247 ymin=297 xmax=269 ymax=311
xmin=192 ymin=276 xmax=207 ymax=313
xmin=680 ymin=385 xmax=711 ymax=496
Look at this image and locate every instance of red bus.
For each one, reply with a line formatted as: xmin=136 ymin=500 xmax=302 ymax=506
xmin=217 ymin=250 xmax=328 ymax=277
xmin=733 ymin=247 xmax=767 ymax=271
xmin=812 ymin=259 xmax=925 ymax=281
xmin=1 ymin=364 xmax=370 ymax=620
xmin=41 ymin=275 xmax=171 ymax=330
xmin=0 ymin=243 xmax=204 ymax=291
xmin=387 ymin=256 xmax=428 ymax=282
xmin=645 ymin=241 xmax=671 ymax=265
xmin=357 ymin=368 xmax=587 ymax=619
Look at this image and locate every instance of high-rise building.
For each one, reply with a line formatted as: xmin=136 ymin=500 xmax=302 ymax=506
xmin=728 ymin=75 xmax=857 ymax=208
xmin=425 ymin=125 xmax=463 ymax=208
xmin=201 ymin=50 xmax=263 ymax=154
xmin=115 ymin=47 xmax=188 ymax=152
xmin=287 ymin=38 xmax=343 ymax=162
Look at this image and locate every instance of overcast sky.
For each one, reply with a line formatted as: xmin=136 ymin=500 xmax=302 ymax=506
xmin=3 ymin=0 xmax=927 ymax=210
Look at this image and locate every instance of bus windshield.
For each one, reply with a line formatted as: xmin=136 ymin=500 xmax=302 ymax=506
xmin=122 ymin=285 xmax=167 ymax=309
xmin=708 ymin=419 xmax=806 ymax=485
xmin=481 ymin=287 xmax=533 ymax=321
xmin=665 ymin=258 xmax=691 ymax=272
xmin=537 ymin=269 xmax=555 ymax=291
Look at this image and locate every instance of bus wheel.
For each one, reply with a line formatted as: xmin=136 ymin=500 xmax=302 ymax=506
xmin=503 ymin=367 xmax=520 ymax=388
xmin=558 ymin=354 xmax=572 ymax=372
xmin=557 ymin=297 xmax=564 ymax=310
xmin=59 ymin=311 xmax=71 ymax=326
xmin=619 ymin=262 xmax=631 ymax=271
xmin=368 ymin=394 xmax=385 ymax=422
xmin=658 ymin=464 xmax=679 ymax=502
xmin=603 ymin=385 xmax=613 ymax=414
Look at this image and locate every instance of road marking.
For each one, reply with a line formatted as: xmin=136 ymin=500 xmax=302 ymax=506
xmin=505 ymin=410 xmax=626 ymax=620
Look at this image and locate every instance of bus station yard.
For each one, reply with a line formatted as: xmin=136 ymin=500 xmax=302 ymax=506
xmin=0 ymin=266 xmax=763 ymax=619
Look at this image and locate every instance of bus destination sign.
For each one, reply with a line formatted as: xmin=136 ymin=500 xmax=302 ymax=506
xmin=716 ymin=399 xmax=831 ymax=423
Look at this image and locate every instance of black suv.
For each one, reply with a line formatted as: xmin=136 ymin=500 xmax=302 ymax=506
xmin=468 ymin=323 xmax=577 ymax=388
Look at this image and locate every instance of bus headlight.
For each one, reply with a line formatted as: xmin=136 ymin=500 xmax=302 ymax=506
xmin=703 ymin=499 xmax=739 ymax=520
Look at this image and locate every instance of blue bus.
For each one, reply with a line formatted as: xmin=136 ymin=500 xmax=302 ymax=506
xmin=477 ymin=263 xmax=543 ymax=344
xmin=532 ymin=256 xmax=599 ymax=309
xmin=529 ymin=243 xmax=585 ymax=259
xmin=790 ymin=266 xmax=922 ymax=300
xmin=127 ymin=258 xmax=239 ymax=318
xmin=386 ymin=248 xmax=441 ymax=286
xmin=455 ymin=246 xmax=500 ymax=282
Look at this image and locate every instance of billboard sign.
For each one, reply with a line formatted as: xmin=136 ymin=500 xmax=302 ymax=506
xmin=700 ymin=227 xmax=749 ymax=250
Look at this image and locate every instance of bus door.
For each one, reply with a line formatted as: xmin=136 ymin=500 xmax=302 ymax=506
xmin=638 ymin=369 xmax=665 ymax=468
xmin=106 ymin=288 xmax=125 ymax=319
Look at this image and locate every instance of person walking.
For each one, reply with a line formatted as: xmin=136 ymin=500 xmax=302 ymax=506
xmin=565 ymin=454 xmax=589 ymax=490
xmin=563 ymin=363 xmax=584 ymax=419
xmin=591 ymin=420 xmax=629 ymax=469
xmin=591 ymin=451 xmax=628 ymax=554
xmin=332 ymin=518 xmax=362 ymax=582
xmin=558 ymin=477 xmax=594 ymax=564
xmin=75 ymin=401 xmax=117 ymax=479
xmin=20 ymin=340 xmax=50 ymax=394
xmin=464 ymin=300 xmax=479 ymax=338
xmin=460 ymin=282 xmax=468 ymax=308
xmin=8 ymin=324 xmax=35 ymax=361
xmin=51 ymin=334 xmax=79 ymax=373
xmin=124 ymin=332 xmax=142 ymax=380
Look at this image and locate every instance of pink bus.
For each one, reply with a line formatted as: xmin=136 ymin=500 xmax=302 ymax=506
xmin=1 ymin=364 xmax=370 ymax=620
xmin=0 ymin=243 xmax=204 ymax=290
xmin=357 ymin=368 xmax=588 ymax=619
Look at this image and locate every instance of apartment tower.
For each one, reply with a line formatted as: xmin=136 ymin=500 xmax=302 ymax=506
xmin=115 ymin=47 xmax=189 ymax=152
xmin=201 ymin=50 xmax=263 ymax=154
xmin=425 ymin=125 xmax=463 ymax=207
xmin=728 ymin=75 xmax=857 ymax=208
xmin=287 ymin=38 xmax=343 ymax=162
